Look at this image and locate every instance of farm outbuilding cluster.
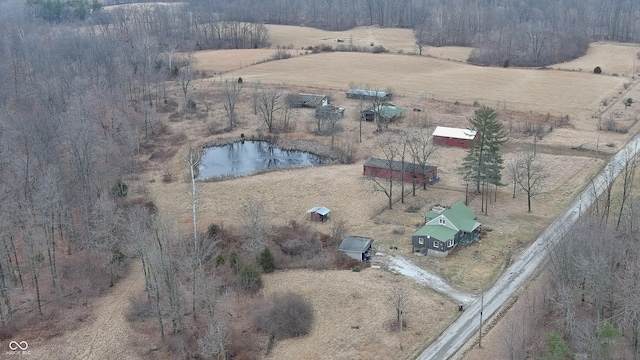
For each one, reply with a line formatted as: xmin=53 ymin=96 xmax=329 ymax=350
xmin=363 ymin=158 xmax=438 ymax=185
xmin=432 ymin=126 xmax=478 ymax=149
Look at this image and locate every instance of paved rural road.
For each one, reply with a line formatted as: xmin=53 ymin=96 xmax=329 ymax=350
xmin=417 ymin=134 xmax=640 ymax=360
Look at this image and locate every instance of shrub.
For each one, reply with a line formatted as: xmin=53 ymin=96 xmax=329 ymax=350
xmin=239 ymin=264 xmax=262 ymax=293
xmin=0 ymin=322 xmax=17 ymax=341
xmin=270 ymin=49 xmax=292 ymax=60
xmin=215 ymin=254 xmax=225 ymax=267
xmin=255 ymin=292 xmax=313 ymax=339
xmin=594 ymin=66 xmax=602 ymax=74
xmin=110 ymin=179 xmax=128 ymax=197
xmin=371 ymin=45 xmax=388 ymax=54
xmin=258 ymin=247 xmax=276 ymax=273
xmin=207 ymin=223 xmax=220 ymax=239
xmin=229 ymin=252 xmax=240 ymax=273
xmin=126 ymin=294 xmax=154 ymax=321
xmin=503 ymin=59 xmax=510 ymax=68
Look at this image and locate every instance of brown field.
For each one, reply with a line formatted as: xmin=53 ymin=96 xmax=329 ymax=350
xmin=550 ymin=42 xmax=640 ymax=76
xmin=262 ymin=269 xmax=458 ymax=360
xmin=215 ymin=51 xmax=627 ymax=117
xmin=133 ymin=27 xmax=640 ymax=359
xmin=267 ymin=24 xmax=417 ymax=54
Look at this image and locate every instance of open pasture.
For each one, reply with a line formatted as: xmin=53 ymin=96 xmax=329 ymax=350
xmin=217 ymin=51 xmax=627 ymax=117
xmin=550 ymin=42 xmax=640 ymax=76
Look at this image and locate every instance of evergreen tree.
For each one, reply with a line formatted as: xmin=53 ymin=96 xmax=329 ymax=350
xmin=459 ymin=106 xmax=508 ymax=193
xmin=258 ymin=246 xmax=275 ymax=273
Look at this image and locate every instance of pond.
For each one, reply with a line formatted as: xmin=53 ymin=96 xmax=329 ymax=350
xmin=197 ymin=140 xmax=330 ymax=180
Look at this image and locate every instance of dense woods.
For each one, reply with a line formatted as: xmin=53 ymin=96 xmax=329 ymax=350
xmin=0 ymin=0 xmax=639 ymax=357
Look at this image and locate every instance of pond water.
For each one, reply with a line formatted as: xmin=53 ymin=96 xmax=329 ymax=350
xmin=197 ymin=141 xmax=329 ymax=180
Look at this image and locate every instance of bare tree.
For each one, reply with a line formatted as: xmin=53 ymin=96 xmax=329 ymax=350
xmin=223 ymin=78 xmax=244 ymax=131
xmin=513 ymin=150 xmax=547 ymax=212
xmin=148 ymin=218 xmax=184 ymax=335
xmin=198 ymin=313 xmax=229 ymax=358
xmin=89 ymin=195 xmax=123 ymax=287
xmin=251 ymin=81 xmax=261 ymax=115
xmin=616 ymin=146 xmax=638 ymax=230
xmin=507 ymin=155 xmax=521 ymax=199
xmin=257 ymin=88 xmax=284 ymax=132
xmin=238 ymin=200 xmax=272 ymax=257
xmin=407 ymin=128 xmax=438 ymax=192
xmin=617 ymin=243 xmax=640 ymax=360
xmin=366 ymin=134 xmax=400 ymax=210
xmin=179 ymin=52 xmax=195 ymax=112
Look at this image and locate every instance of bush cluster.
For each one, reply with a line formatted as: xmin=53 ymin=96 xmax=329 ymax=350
xmin=255 ymin=292 xmax=313 ymax=339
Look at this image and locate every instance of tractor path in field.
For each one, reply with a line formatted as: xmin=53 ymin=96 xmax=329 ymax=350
xmin=32 ymin=260 xmax=145 ymax=360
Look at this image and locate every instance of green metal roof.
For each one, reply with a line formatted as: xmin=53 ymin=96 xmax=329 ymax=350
xmin=379 ymin=106 xmax=406 ymax=120
xmin=414 ymin=202 xmax=480 ymax=240
xmin=413 ymin=224 xmax=457 ymax=241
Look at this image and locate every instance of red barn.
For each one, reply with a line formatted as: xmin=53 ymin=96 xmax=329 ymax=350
xmin=363 ymin=158 xmax=438 ymax=184
xmin=432 ymin=126 xmax=478 ymax=149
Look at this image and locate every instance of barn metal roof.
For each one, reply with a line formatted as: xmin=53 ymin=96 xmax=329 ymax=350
xmin=347 ymin=89 xmax=389 ymax=98
xmin=339 ymin=236 xmax=373 ymax=253
xmin=307 ymin=206 xmax=331 ymax=215
xmin=432 ymin=126 xmax=477 ymax=140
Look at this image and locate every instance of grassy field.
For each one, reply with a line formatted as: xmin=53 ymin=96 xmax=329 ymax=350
xmin=138 ymin=26 xmax=640 ymax=359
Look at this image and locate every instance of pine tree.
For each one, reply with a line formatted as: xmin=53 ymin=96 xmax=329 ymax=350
xmin=258 ymin=246 xmax=275 ymax=273
xmin=459 ymin=106 xmax=508 ymax=193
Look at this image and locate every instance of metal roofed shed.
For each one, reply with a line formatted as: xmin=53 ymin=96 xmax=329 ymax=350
xmin=307 ymin=206 xmax=331 ymax=222
xmin=432 ymin=126 xmax=479 ymax=149
xmin=287 ymin=93 xmax=328 ymax=108
xmin=346 ymin=88 xmax=391 ymax=101
xmin=339 ymin=236 xmax=374 ymax=262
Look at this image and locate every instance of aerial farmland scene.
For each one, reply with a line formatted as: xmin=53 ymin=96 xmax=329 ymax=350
xmin=1 ymin=1 xmax=640 ymax=359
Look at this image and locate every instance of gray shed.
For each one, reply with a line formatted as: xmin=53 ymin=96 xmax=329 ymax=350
xmin=338 ymin=236 xmax=374 ymax=262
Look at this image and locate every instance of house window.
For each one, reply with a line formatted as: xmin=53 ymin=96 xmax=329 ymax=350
xmin=418 ymin=237 xmax=424 ymax=245
xmin=433 ymin=240 xmax=439 ymax=248
xmin=447 ymin=239 xmax=454 ymax=248
xmin=439 ymin=218 xmax=445 ymax=224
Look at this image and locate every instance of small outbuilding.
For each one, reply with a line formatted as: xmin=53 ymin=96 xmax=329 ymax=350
xmin=339 ymin=236 xmax=374 ymax=262
xmin=432 ymin=126 xmax=478 ymax=149
xmin=307 ymin=206 xmax=331 ymax=222
xmin=315 ymin=104 xmax=345 ymax=120
xmin=361 ymin=105 xmax=406 ymax=122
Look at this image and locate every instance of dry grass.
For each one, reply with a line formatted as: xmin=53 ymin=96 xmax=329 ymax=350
xmin=267 ymin=25 xmax=417 ymax=54
xmin=140 ymin=28 xmax=640 ymax=359
xmin=262 ymin=268 xmax=458 ymax=360
xmin=550 ymin=42 xmax=640 ymax=76
xmin=215 ymin=51 xmax=627 ymax=117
